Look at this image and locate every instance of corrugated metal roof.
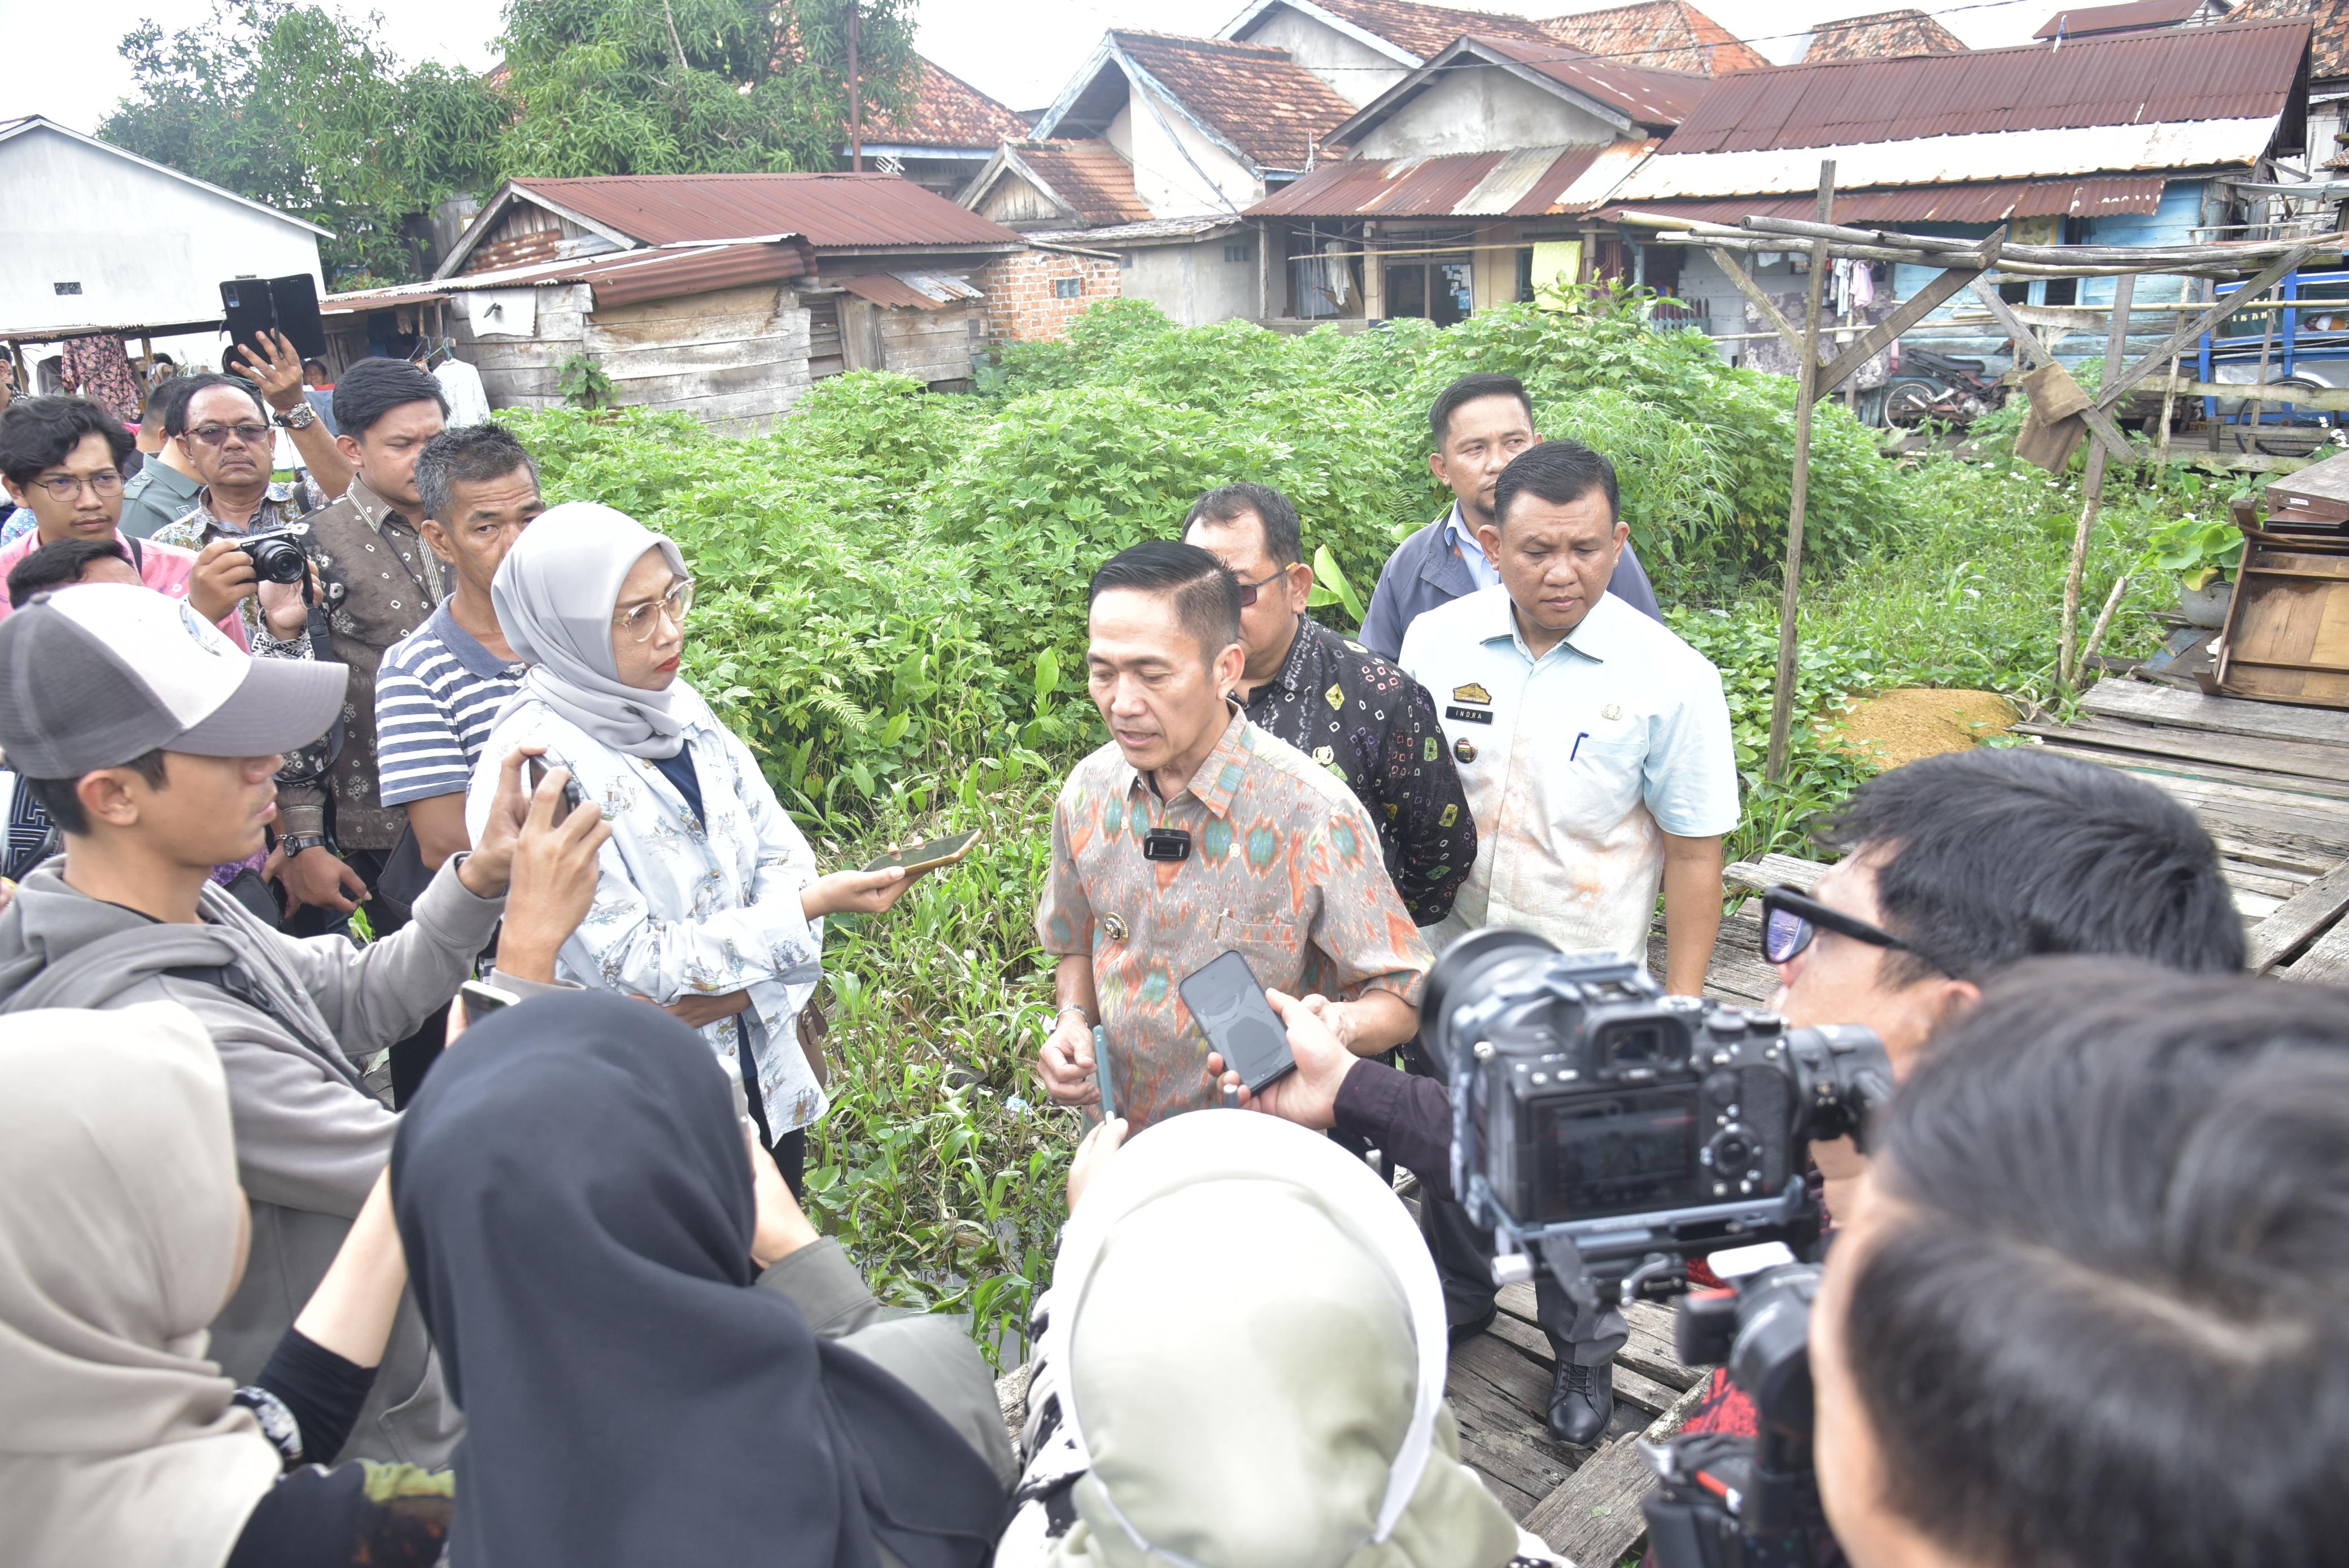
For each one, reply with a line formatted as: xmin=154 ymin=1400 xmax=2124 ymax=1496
xmin=1538 ymin=2 xmax=1772 ymax=74
xmin=320 ymin=239 xmax=819 ymax=315
xmin=1607 ymin=174 xmax=2169 ymax=224
xmin=1801 ymin=8 xmax=1969 ymax=62
xmin=1025 ymin=216 xmax=1246 ymax=244
xmin=2230 ymin=0 xmax=2349 ymax=82
xmin=1246 ymin=138 xmax=1655 ymax=217
xmin=507 ymin=173 xmax=1026 ymax=250
xmin=1472 ymin=33 xmax=1710 ymax=128
xmin=1619 ymin=118 xmax=2274 ymax=196
xmin=833 ymin=269 xmax=985 ymax=308
xmin=1657 ymin=16 xmax=2311 ymax=154
xmin=2035 ymin=0 xmax=2208 ymax=38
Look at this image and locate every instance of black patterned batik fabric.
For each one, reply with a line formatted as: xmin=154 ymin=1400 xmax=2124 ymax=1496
xmin=1239 ymin=616 xmax=1477 ymax=924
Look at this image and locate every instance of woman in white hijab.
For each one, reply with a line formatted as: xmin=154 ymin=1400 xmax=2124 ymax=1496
xmin=466 ymin=503 xmax=920 ymax=1191
xmin=0 ymin=1002 xmax=442 ymax=1568
xmin=1001 ymin=1112 xmax=1568 ymax=1568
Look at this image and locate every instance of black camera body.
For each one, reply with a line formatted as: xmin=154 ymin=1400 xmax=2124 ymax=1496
xmin=1424 ymin=929 xmax=1889 ymax=1282
xmin=240 ymin=526 xmax=312 ymax=585
xmin=239 ymin=525 xmax=312 ymax=586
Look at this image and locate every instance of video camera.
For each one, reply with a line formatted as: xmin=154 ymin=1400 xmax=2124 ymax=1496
xmin=1420 ymin=929 xmax=1894 ymax=1568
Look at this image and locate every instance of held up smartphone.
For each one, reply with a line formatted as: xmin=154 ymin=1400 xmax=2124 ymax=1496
xmin=1178 ymin=951 xmax=1295 ymax=1096
xmin=862 ymin=827 xmax=983 ymax=876
xmin=525 ymin=756 xmax=588 ymax=826
xmin=458 ymin=979 xmax=521 ymax=1021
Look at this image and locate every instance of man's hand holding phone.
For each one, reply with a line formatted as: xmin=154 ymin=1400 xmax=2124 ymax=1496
xmin=1212 ymin=989 xmax=1355 ymax=1130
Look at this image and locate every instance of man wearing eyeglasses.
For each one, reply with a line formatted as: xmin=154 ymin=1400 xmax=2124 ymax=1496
xmin=1180 ymin=483 xmax=1475 ymax=927
xmin=0 ymin=394 xmax=254 ymax=647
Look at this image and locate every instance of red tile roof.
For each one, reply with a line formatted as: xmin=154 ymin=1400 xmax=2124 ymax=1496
xmin=1470 ymin=33 xmax=1713 ymax=128
xmin=2034 ymin=0 xmax=2208 ymax=37
xmin=1538 ymin=2 xmax=1772 ymax=74
xmin=2230 ymin=0 xmax=2349 ymax=81
xmin=1008 ymin=141 xmax=1151 ymax=225
xmin=1656 ymin=16 xmax=2311 ymax=154
xmin=862 ymin=58 xmax=1031 ymax=150
xmin=503 ymin=173 xmax=1024 ymax=251
xmin=1291 ymin=0 xmax=1554 ymax=58
xmin=1110 ymin=30 xmax=1358 ymax=171
xmin=1801 ymin=8 xmax=1969 ymax=62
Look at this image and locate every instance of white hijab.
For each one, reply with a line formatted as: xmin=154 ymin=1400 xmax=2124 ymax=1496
xmin=1021 ymin=1113 xmax=1546 ymax=1568
xmin=492 ymin=500 xmax=695 ymax=759
xmin=0 ymin=1002 xmax=283 ymax=1568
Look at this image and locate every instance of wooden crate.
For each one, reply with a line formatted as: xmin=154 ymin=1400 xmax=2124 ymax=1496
xmin=2262 ymin=446 xmax=2349 ymax=534
xmin=2215 ymin=522 xmax=2349 ymax=708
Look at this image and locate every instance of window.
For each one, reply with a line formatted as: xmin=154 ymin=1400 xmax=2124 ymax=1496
xmin=1119 ymin=253 xmax=1133 ymax=269
xmin=1224 ymin=243 xmax=1254 ymax=264
xmin=1054 ymin=276 xmax=1084 ymax=299
xmin=52 ymin=282 xmax=81 ymax=296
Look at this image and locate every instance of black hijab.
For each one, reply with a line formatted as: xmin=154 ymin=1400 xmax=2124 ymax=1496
xmin=393 ymin=991 xmax=1008 ymax=1568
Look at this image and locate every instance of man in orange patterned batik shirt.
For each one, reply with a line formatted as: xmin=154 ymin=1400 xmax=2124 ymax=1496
xmin=1034 ymin=541 xmax=1430 ymax=1133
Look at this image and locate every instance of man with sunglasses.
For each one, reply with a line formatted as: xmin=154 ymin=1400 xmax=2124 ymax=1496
xmin=1181 ymin=483 xmax=1475 ymax=925
xmin=0 ymin=394 xmax=254 ymax=647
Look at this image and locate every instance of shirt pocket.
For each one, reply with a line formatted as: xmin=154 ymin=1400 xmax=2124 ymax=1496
xmin=1212 ymin=912 xmax=1307 ymax=995
xmin=1553 ymin=732 xmax=1647 ymax=828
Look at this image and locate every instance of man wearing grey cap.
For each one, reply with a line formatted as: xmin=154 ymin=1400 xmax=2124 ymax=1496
xmin=0 ymin=582 xmax=611 ymax=1466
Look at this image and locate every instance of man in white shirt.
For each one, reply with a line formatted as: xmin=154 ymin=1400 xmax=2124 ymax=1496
xmin=1399 ymin=436 xmax=1738 ymax=1447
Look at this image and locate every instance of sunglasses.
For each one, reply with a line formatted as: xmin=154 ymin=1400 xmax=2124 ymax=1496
xmin=187 ymin=422 xmax=272 ymax=447
xmin=1235 ymin=568 xmax=1285 ymax=608
xmin=1756 ymin=884 xmax=1967 ymax=980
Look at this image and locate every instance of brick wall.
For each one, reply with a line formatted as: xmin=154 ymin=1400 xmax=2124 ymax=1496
xmin=980 ymin=248 xmax=1124 ymax=343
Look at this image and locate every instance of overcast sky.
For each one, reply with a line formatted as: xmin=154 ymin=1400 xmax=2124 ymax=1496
xmin=6 ymin=0 xmax=2062 ymax=134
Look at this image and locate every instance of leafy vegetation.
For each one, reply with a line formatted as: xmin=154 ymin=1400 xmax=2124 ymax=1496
xmin=505 ymin=294 xmax=2204 ymax=1361
xmin=98 ymin=0 xmax=917 ymax=283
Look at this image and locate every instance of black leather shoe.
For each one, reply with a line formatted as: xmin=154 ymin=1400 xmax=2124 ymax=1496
xmin=1546 ymin=1358 xmax=1614 ymax=1447
xmin=1447 ymin=1304 xmax=1497 ymax=1346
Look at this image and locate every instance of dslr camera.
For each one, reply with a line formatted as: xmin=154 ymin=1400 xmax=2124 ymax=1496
xmin=1420 ymin=929 xmax=1890 ymax=1294
xmin=238 ymin=525 xmax=311 ymax=586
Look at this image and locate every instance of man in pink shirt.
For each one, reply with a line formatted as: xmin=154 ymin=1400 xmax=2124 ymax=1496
xmin=0 ymin=394 xmax=278 ymax=649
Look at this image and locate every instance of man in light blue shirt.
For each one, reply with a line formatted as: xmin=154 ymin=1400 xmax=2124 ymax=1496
xmin=1398 ymin=435 xmax=1737 ymax=1449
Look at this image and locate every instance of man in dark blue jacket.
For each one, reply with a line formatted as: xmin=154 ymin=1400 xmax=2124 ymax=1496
xmin=1360 ymin=373 xmax=1661 ymax=659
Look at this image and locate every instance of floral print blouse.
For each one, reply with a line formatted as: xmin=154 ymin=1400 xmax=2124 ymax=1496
xmin=465 ymin=683 xmax=829 ymax=1136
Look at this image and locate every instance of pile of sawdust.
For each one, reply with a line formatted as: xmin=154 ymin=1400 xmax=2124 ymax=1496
xmin=1820 ymin=688 xmax=2017 ymax=769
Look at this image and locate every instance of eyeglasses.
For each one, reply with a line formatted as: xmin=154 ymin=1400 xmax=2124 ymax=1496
xmin=1235 ymin=569 xmax=1285 ymax=608
xmin=614 ymin=578 xmax=694 ymax=643
xmin=187 ymin=422 xmax=272 ymax=447
xmin=29 ymin=470 xmax=123 ymax=500
xmin=1756 ymin=884 xmax=1967 ymax=980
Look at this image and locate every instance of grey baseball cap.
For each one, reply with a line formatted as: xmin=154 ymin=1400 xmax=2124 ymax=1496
xmin=0 ymin=583 xmax=349 ymax=778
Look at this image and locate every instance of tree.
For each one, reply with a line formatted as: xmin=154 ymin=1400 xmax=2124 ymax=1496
xmin=100 ymin=2 xmax=505 ymax=283
xmin=494 ymin=0 xmax=919 ymax=179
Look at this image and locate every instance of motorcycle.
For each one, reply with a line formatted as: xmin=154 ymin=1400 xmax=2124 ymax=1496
xmin=1872 ymin=346 xmax=2003 ymax=428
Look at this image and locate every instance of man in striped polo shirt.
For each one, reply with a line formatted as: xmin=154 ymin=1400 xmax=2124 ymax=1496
xmin=373 ymin=423 xmax=542 ymax=1100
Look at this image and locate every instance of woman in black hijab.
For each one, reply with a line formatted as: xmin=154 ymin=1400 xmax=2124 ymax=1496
xmin=392 ymin=991 xmax=1011 ymax=1568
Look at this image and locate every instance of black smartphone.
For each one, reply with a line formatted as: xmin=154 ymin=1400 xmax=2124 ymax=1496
xmin=862 ymin=827 xmax=981 ymax=875
xmin=1178 ymin=951 xmax=1295 ymax=1095
xmin=526 ymin=756 xmax=587 ymax=826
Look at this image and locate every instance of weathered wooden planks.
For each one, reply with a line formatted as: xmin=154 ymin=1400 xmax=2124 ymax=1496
xmin=2081 ymin=679 xmax=2349 ymax=749
xmin=1521 ymin=1379 xmax=1711 ymax=1567
xmin=2247 ymin=861 xmax=2349 ymax=971
xmin=2015 ymin=714 xmax=2349 ymax=791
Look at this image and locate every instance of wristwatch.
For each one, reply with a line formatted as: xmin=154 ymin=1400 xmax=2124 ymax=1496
xmin=272 ymin=401 xmax=318 ymax=431
xmin=278 ymin=833 xmax=327 ymax=857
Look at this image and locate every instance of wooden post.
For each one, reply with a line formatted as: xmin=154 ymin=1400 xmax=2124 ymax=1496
xmin=1765 ymin=160 xmax=1834 ymax=784
xmin=2155 ymin=348 xmax=2180 ymax=465
xmin=2059 ymin=272 xmax=2132 ymax=688
xmin=847 ymin=2 xmax=862 ymax=173
xmin=2245 ymin=285 xmax=2278 ymax=449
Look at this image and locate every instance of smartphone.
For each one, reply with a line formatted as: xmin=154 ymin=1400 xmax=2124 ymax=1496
xmin=526 ymin=756 xmax=587 ymax=826
xmin=1178 ymin=951 xmax=1295 ymax=1095
xmin=862 ymin=827 xmax=982 ymax=876
xmin=459 ymin=979 xmax=521 ymax=1020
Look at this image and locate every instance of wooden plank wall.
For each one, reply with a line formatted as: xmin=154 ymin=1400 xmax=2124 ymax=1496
xmin=460 ymin=283 xmax=592 ymax=414
xmin=584 ymin=282 xmax=816 ymax=435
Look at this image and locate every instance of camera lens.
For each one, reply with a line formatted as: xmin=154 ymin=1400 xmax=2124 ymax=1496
xmin=246 ymin=538 xmax=306 ymax=584
xmin=1423 ymin=927 xmax=1558 ymax=1082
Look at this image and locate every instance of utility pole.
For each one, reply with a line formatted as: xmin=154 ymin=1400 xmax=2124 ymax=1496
xmin=847 ymin=2 xmax=862 ymax=173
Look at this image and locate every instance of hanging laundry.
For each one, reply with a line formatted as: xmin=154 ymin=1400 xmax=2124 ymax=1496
xmin=60 ymin=335 xmax=142 ymax=424
xmin=1852 ymin=261 xmax=1876 ymax=309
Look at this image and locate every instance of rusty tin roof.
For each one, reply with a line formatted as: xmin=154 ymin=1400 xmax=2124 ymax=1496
xmin=2034 ymin=0 xmax=2210 ymax=37
xmin=503 ymin=173 xmax=1025 ymax=251
xmin=1603 ymin=174 xmax=2171 ymax=224
xmin=2230 ymin=0 xmax=2349 ymax=81
xmin=1249 ymin=138 xmax=1657 ymax=218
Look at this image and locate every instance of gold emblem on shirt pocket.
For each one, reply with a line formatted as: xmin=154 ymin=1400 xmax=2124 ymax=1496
xmin=1101 ymin=913 xmax=1129 ymax=943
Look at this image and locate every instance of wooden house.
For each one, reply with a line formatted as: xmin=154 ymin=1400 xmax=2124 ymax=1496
xmin=317 ymin=173 xmax=1024 ymax=433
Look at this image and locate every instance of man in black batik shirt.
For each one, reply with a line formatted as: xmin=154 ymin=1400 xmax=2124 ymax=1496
xmin=1184 ymin=483 xmax=1474 ymax=925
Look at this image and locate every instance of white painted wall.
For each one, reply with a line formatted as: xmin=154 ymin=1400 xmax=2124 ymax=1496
xmin=1241 ymin=8 xmax=1408 ymax=107
xmin=0 ymin=125 xmax=323 ymax=339
xmin=1352 ymin=65 xmax=1620 ymax=159
xmin=1122 ymin=239 xmax=1261 ymax=325
xmin=1124 ymin=81 xmax=1263 ymax=216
